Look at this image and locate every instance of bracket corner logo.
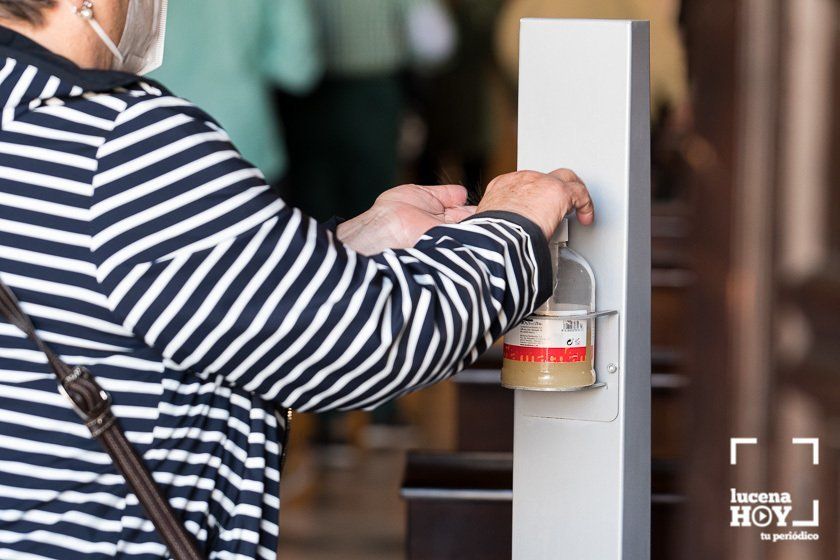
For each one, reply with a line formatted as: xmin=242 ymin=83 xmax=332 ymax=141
xmin=729 ymin=437 xmax=820 ymax=543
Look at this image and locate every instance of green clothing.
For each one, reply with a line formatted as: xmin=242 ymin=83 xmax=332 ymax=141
xmin=313 ymin=0 xmax=416 ymax=77
xmin=150 ymin=0 xmax=321 ymax=180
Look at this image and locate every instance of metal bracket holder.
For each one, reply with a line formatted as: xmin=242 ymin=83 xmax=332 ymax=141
xmin=526 ymin=309 xmax=620 ymax=392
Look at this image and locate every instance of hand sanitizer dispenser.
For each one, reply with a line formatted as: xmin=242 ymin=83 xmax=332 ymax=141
xmin=502 ymin=218 xmax=597 ymax=390
xmin=509 ymin=18 xmax=650 ymax=560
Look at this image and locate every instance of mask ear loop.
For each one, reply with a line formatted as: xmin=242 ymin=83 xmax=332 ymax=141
xmin=69 ymin=0 xmax=125 ymax=66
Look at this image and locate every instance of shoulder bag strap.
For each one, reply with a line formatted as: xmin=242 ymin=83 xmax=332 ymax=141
xmin=0 ymin=279 xmax=204 ymax=560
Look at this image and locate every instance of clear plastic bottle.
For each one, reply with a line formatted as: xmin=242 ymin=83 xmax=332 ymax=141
xmin=501 ymin=219 xmax=597 ymax=390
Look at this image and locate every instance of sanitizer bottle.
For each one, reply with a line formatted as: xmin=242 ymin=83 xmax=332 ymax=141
xmin=501 ymin=219 xmax=597 ymax=390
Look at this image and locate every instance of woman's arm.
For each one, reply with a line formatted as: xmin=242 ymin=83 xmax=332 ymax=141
xmin=90 ymin=96 xmax=552 ymax=412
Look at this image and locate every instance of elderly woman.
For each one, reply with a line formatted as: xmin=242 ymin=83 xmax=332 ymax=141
xmin=0 ymin=1 xmax=594 ymax=559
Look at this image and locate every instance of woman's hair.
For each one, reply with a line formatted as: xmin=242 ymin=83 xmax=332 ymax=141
xmin=0 ymin=0 xmax=56 ymax=26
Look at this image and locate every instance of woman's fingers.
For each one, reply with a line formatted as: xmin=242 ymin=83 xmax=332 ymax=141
xmin=549 ymin=168 xmax=579 ymax=183
xmin=417 ymin=184 xmax=469 ymax=208
xmin=568 ymin=181 xmax=595 ymax=225
xmin=549 ymin=169 xmax=594 ymax=225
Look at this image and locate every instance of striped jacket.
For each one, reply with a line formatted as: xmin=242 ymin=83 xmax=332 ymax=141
xmin=0 ymin=27 xmax=550 ymax=559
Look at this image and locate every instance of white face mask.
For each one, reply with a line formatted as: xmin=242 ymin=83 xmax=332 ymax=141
xmin=70 ymin=0 xmax=168 ymax=75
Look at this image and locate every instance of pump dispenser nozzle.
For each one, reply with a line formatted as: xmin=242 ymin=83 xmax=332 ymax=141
xmin=551 ymin=218 xmax=569 ymax=244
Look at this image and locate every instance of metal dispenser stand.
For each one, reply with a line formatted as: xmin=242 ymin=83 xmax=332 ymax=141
xmin=512 ymin=19 xmax=651 ymax=559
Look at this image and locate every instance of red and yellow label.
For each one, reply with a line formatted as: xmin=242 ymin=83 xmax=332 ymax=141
xmin=503 ymin=344 xmax=587 ymax=363
xmin=503 ymin=316 xmax=589 ymax=364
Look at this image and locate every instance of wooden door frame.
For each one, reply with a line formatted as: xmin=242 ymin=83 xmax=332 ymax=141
xmin=681 ymin=0 xmax=839 ymax=558
xmin=680 ymin=0 xmax=744 ymax=556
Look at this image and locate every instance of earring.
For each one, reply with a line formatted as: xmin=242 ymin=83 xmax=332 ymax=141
xmin=72 ymin=0 xmax=96 ymax=20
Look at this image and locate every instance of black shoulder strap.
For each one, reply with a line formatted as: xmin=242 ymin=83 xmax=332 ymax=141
xmin=0 ymin=279 xmax=204 ymax=560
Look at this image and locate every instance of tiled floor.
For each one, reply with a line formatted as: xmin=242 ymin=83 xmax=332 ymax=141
xmin=277 ymin=447 xmax=406 ymax=559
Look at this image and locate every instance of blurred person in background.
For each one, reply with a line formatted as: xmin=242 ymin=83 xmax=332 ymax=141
xmin=151 ymin=0 xmax=322 ymax=186
xmin=278 ymin=0 xmax=456 ymax=444
xmin=277 ymin=0 xmax=455 ymax=221
xmin=414 ymin=0 xmax=505 ymax=198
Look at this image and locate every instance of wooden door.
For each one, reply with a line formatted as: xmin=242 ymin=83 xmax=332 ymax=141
xmin=681 ymin=0 xmax=840 ymax=558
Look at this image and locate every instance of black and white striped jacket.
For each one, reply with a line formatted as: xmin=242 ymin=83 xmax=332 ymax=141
xmin=0 ymin=27 xmax=550 ymax=559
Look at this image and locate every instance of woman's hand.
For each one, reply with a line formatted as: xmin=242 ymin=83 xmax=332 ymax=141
xmin=477 ymin=168 xmax=594 ymax=239
xmin=337 ymin=168 xmax=594 ymax=255
xmin=337 ymin=184 xmax=476 ymax=255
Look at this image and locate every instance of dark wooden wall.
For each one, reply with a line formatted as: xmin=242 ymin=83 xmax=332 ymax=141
xmin=679 ymin=0 xmax=743 ymax=557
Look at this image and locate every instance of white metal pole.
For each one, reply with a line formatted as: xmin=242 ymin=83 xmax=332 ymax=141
xmin=512 ymin=19 xmax=651 ymax=559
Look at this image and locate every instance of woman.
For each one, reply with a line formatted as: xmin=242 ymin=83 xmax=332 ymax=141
xmin=0 ymin=1 xmax=594 ymax=558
